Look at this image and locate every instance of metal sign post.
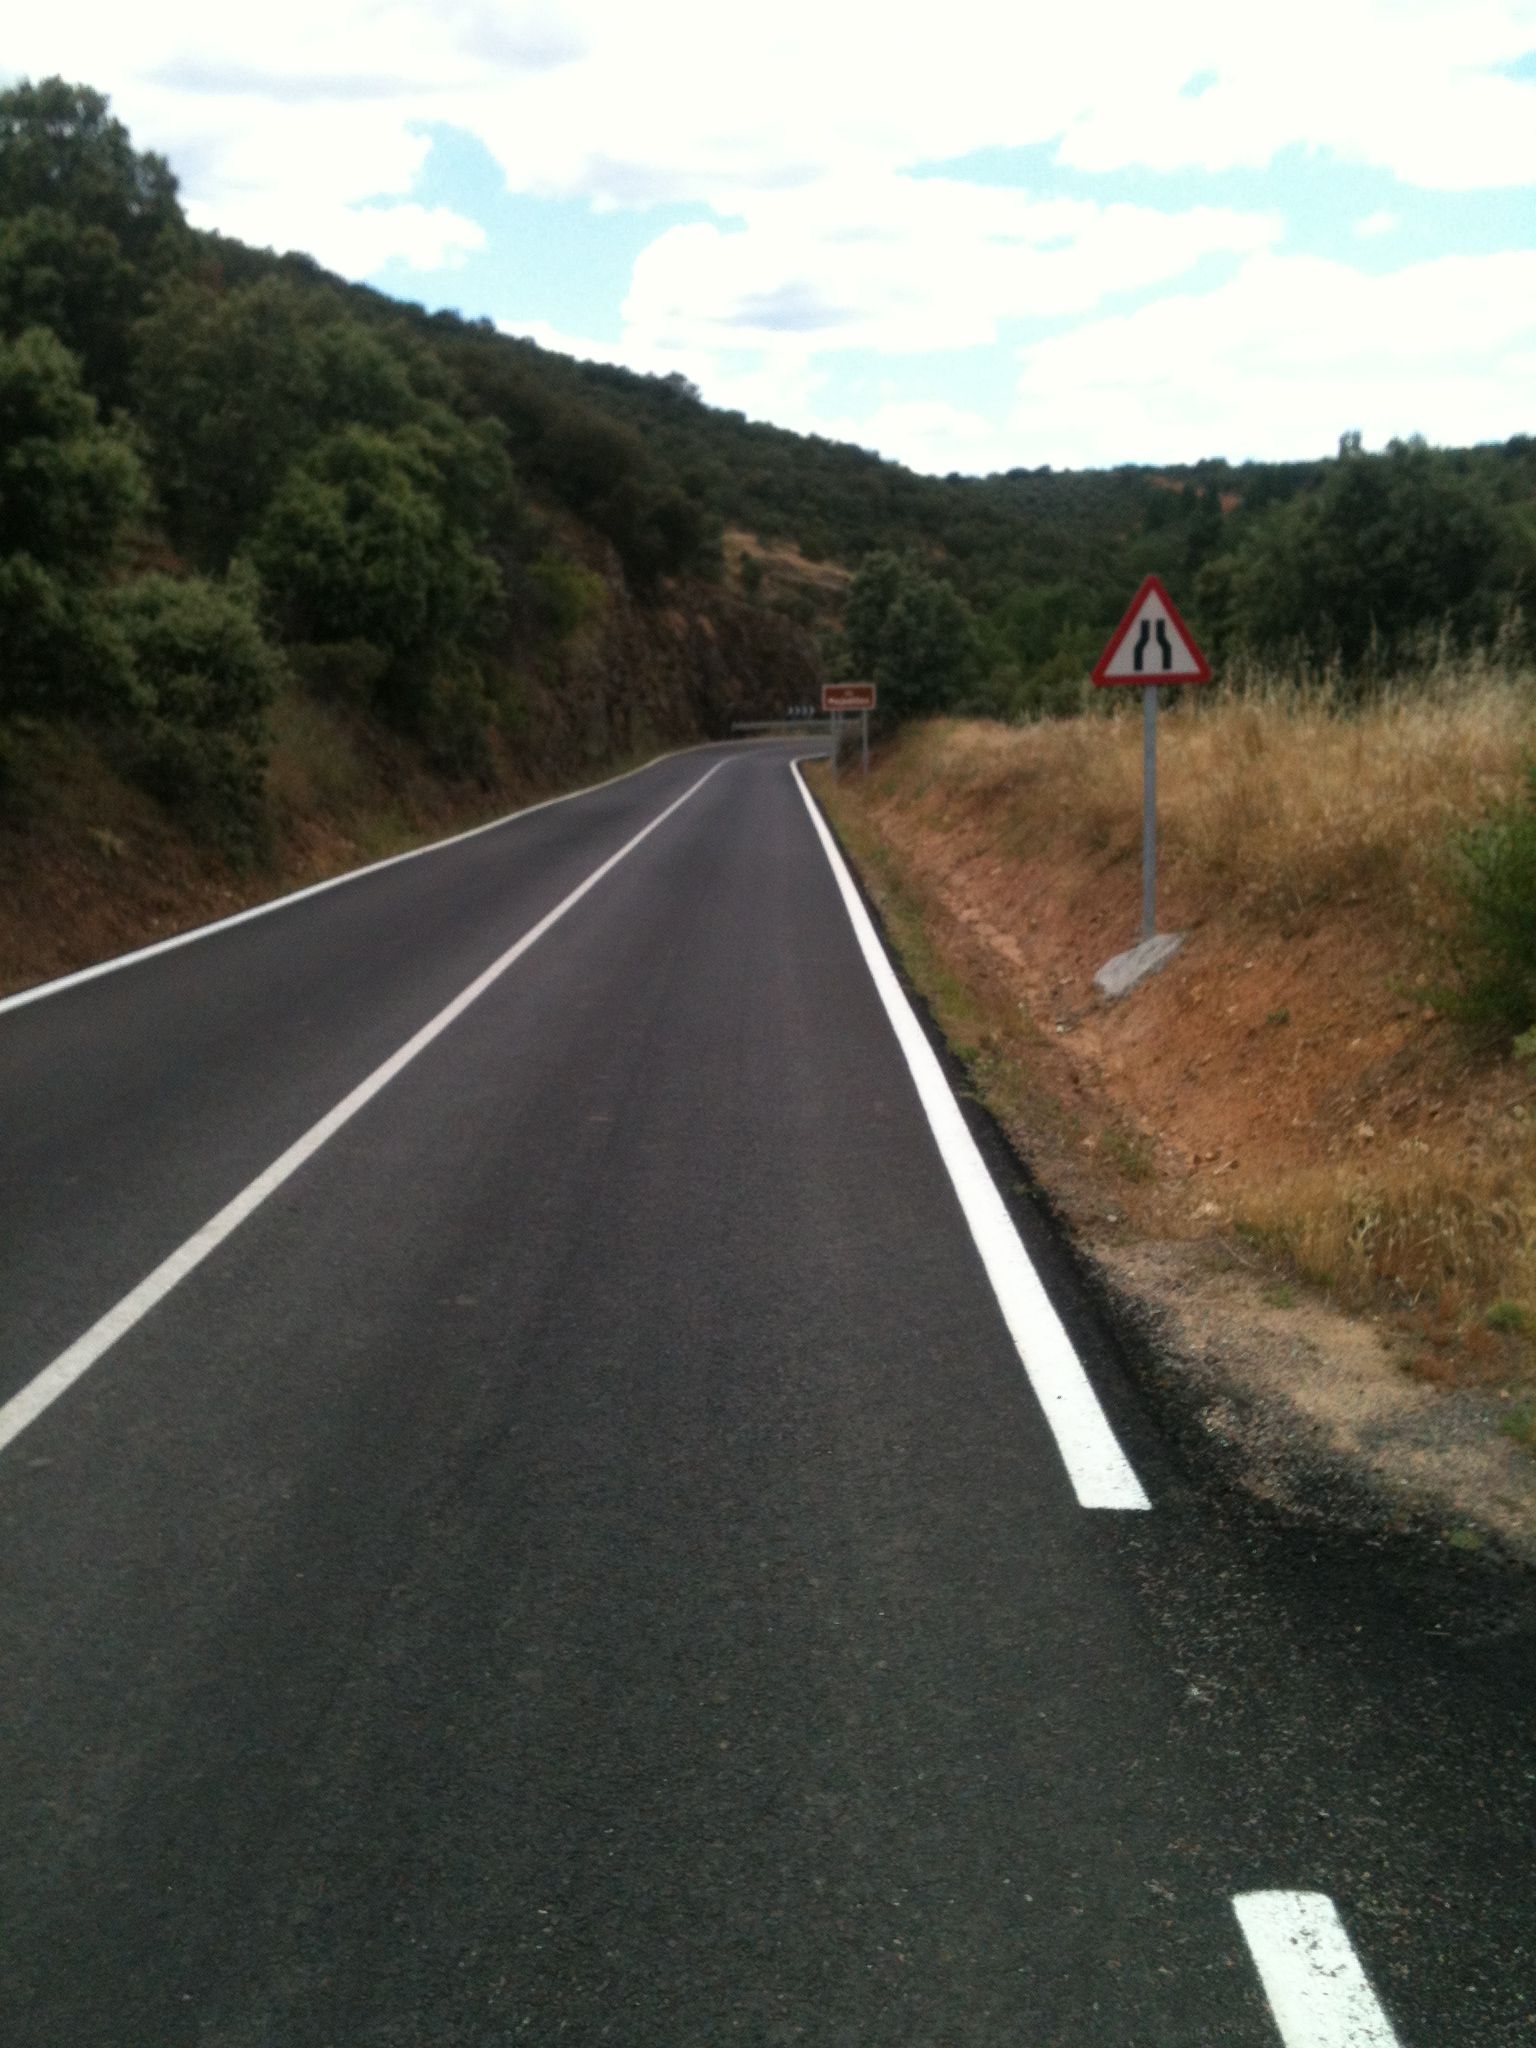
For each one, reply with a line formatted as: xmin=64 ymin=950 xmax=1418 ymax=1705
xmin=822 ymin=683 xmax=877 ymax=782
xmin=1141 ymin=683 xmax=1158 ymax=939
xmin=1090 ymin=575 xmax=1212 ymax=996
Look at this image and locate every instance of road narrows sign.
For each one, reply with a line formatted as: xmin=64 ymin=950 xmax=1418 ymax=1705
xmin=1092 ymin=574 xmax=1211 ymax=688
xmin=1091 ymin=574 xmax=1212 ymax=956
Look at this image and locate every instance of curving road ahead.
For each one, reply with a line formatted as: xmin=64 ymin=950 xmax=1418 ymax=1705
xmin=1 ymin=741 xmax=1531 ymax=2045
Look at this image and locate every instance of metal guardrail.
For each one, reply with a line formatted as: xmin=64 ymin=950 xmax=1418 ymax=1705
xmin=729 ymin=720 xmax=834 ymax=736
xmin=737 ymin=729 xmax=843 ymax=745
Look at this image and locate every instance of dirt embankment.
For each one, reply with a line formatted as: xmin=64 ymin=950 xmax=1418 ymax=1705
xmin=814 ymin=693 xmax=1536 ymax=1562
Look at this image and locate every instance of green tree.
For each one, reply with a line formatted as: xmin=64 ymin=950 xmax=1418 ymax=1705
xmin=532 ymin=406 xmax=646 ymax=512
xmin=133 ymin=278 xmax=436 ymax=564
xmin=0 ymin=207 xmax=140 ymax=407
xmin=397 ymin=404 xmax=520 ymax=545
xmin=0 ymin=326 xmax=146 ymax=720
xmin=251 ymin=425 xmax=501 ymax=723
xmin=0 ymin=326 xmax=145 ymax=564
xmin=844 ymin=550 xmax=905 ymax=671
xmin=847 ymin=550 xmax=982 ymax=717
xmin=0 ymin=78 xmax=183 ymax=265
xmin=1205 ymin=437 xmax=1508 ymax=670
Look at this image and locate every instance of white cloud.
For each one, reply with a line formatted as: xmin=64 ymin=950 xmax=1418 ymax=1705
xmin=1354 ymin=210 xmax=1401 ymax=237
xmin=505 ymin=318 xmax=635 ymax=368
xmin=501 ymin=182 xmax=1278 ymax=452
xmin=507 ymin=317 xmax=840 ymax=443
xmin=10 ymin=0 xmax=1536 ymax=224
xmin=1007 ymin=250 xmax=1536 ymax=469
xmin=827 ymin=400 xmax=1014 ymax=477
xmin=249 ymin=201 xmax=487 ymax=276
xmin=617 ymin=180 xmax=1278 ymax=361
xmin=1053 ymin=3 xmax=1536 ymax=190
xmin=527 ymin=176 xmax=1276 ymax=459
xmin=512 ymin=233 xmax=1536 ymax=478
xmin=7 ymin=0 xmax=1535 ymax=465
xmin=167 ymin=106 xmax=488 ymax=276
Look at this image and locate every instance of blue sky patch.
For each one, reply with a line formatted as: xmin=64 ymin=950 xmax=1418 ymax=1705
xmin=367 ymin=123 xmax=711 ymax=340
xmin=907 ymin=140 xmax=1536 ymax=274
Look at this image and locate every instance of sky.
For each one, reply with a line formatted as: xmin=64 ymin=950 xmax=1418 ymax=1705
xmin=7 ymin=1 xmax=1535 ymax=476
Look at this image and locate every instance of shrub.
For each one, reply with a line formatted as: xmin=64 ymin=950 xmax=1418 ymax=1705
xmin=105 ymin=569 xmax=282 ymax=856
xmin=284 ymin=639 xmax=391 ymax=703
xmin=528 ymin=551 xmax=604 ymax=639
xmin=0 ymin=551 xmax=141 ymax=723
xmin=420 ymin=666 xmax=495 ymax=782
xmin=1441 ymin=761 xmax=1536 ymax=1040
xmin=1486 ymin=1301 xmax=1531 ymax=1335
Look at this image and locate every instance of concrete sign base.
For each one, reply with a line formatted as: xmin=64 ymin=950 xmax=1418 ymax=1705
xmin=1093 ymin=932 xmax=1185 ymax=1001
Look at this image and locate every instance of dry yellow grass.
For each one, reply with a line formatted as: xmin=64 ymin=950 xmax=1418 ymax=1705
xmin=892 ymin=660 xmax=1535 ymax=931
xmin=844 ymin=666 xmax=1536 ymax=1349
xmin=1238 ymin=1158 xmax=1535 ymax=1313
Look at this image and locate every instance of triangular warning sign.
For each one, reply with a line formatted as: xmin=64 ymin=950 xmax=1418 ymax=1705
xmin=1092 ymin=574 xmax=1212 ymax=687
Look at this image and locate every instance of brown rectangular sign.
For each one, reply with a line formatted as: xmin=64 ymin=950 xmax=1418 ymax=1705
xmin=822 ymin=683 xmax=877 ymax=711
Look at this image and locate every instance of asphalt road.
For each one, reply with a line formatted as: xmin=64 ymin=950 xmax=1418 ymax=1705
xmin=1 ymin=741 xmax=1532 ymax=2045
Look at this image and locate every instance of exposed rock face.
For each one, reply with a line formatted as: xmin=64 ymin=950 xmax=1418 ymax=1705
xmin=518 ymin=543 xmax=823 ymax=777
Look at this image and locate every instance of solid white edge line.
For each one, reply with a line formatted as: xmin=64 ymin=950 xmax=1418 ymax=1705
xmin=790 ymin=760 xmax=1150 ymax=1512
xmin=1234 ymin=1892 xmax=1404 ymax=2048
xmin=0 ymin=740 xmax=725 ymax=1021
xmin=0 ymin=762 xmax=724 ymax=1460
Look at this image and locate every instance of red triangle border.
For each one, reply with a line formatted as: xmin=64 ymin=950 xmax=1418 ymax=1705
xmin=1091 ymin=573 xmax=1213 ymax=687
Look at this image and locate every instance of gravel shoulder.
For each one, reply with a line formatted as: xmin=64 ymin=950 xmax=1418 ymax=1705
xmin=1098 ymin=1236 xmax=1536 ymax=1566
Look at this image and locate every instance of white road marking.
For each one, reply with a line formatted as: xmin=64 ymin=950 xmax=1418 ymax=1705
xmin=0 ymin=763 xmax=724 ymax=1460
xmin=0 ymin=743 xmax=720 ymax=1020
xmin=1235 ymin=1892 xmax=1404 ymax=2047
xmin=792 ymin=762 xmax=1150 ymax=1511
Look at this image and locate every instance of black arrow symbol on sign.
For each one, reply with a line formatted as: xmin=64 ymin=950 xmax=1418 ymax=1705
xmin=1133 ymin=618 xmax=1175 ymax=673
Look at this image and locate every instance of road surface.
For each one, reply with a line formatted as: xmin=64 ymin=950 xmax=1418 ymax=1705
xmin=1 ymin=741 xmax=1531 ymax=2044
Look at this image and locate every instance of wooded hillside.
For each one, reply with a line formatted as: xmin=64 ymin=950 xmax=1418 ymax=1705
xmin=0 ymin=76 xmax=817 ymax=880
xmin=3 ymin=74 xmax=1532 ymax=885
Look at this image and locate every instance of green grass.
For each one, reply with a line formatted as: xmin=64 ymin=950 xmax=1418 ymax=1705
xmin=1103 ymin=1127 xmax=1157 ymax=1184
xmin=1486 ymin=1300 xmax=1532 ymax=1335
